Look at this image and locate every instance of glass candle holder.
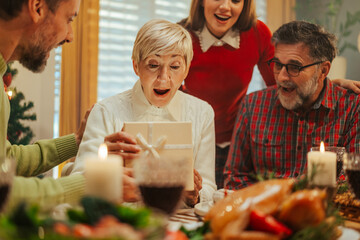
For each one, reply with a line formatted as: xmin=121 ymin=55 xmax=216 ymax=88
xmin=343 ymin=153 xmax=360 ymax=199
xmin=310 ymin=146 xmax=346 ymax=180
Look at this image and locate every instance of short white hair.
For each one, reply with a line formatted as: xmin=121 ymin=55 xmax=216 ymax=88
xmin=132 ymin=19 xmax=193 ymax=70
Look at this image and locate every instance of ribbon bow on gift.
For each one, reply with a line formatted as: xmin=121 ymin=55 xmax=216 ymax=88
xmin=136 ymin=133 xmax=167 ymax=160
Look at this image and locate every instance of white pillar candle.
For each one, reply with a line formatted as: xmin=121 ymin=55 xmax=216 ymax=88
xmin=85 ymin=144 xmax=123 ymax=203
xmin=307 ymin=142 xmax=337 ymax=187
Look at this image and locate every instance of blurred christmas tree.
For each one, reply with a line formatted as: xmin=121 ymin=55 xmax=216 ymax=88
xmin=3 ymin=63 xmax=36 ymax=145
xmin=3 ymin=63 xmax=17 ymax=88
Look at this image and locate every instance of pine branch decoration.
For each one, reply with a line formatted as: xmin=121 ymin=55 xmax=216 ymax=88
xmin=5 ymin=63 xmax=18 ymax=77
xmin=7 ymin=89 xmax=37 ymax=145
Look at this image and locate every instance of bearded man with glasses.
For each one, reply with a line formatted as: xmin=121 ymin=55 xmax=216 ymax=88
xmin=224 ymin=20 xmax=360 ymax=189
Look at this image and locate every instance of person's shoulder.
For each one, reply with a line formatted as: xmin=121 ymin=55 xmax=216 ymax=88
xmin=341 ymin=87 xmax=360 ymax=102
xmin=331 ymin=82 xmax=360 ymax=108
xmin=96 ymin=89 xmax=132 ymax=111
xmin=246 ymin=86 xmax=277 ymax=102
xmin=242 ymin=19 xmax=272 ymax=45
xmin=255 ymin=19 xmax=269 ymax=29
xmin=180 ymin=90 xmax=213 ymax=107
xmin=331 ymin=81 xmax=360 ymax=99
xmin=98 ymin=89 xmax=131 ymax=104
xmin=254 ymin=19 xmax=272 ymax=37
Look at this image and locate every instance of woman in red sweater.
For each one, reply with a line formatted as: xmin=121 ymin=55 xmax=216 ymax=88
xmin=179 ymin=0 xmax=360 ymax=189
xmin=179 ymin=0 xmax=274 ymax=189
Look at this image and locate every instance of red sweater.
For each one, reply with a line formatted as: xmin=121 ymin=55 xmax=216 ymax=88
xmin=184 ymin=20 xmax=276 ymax=143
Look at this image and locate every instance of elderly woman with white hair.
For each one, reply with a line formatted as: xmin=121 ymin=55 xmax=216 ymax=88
xmin=70 ymin=19 xmax=216 ymax=206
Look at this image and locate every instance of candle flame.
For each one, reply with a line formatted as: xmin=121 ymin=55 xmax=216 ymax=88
xmin=320 ymin=141 xmax=325 ymax=153
xmin=7 ymin=90 xmax=13 ymax=100
xmin=98 ymin=143 xmax=108 ymax=161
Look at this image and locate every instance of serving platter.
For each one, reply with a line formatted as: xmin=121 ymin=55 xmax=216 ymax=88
xmin=194 ymin=203 xmax=360 ymax=239
xmin=194 ymin=201 xmax=213 ymax=216
xmin=338 ymin=227 xmax=360 ymax=239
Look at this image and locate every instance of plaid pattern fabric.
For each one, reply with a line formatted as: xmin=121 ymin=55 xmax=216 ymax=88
xmin=215 ymin=145 xmax=229 ymax=189
xmin=224 ymin=79 xmax=360 ymax=189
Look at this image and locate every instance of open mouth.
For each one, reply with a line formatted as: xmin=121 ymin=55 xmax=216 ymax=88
xmin=153 ymin=89 xmax=170 ymax=96
xmin=215 ymin=14 xmax=231 ymax=21
xmin=281 ymin=86 xmax=296 ymax=93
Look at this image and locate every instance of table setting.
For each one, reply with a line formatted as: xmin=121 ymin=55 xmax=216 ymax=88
xmin=1 ymin=138 xmax=360 ymax=240
xmin=175 ymin=142 xmax=360 ymax=240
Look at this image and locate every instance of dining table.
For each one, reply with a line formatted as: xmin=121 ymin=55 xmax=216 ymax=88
xmin=344 ymin=220 xmax=360 ymax=231
xmin=167 ymin=203 xmax=360 ymax=240
xmin=169 ymin=208 xmax=203 ymax=225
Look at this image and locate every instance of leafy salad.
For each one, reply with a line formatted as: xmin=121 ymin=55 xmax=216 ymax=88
xmin=0 ymin=196 xmax=167 ymax=240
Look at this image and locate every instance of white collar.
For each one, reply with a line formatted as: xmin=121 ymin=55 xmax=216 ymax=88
xmin=196 ymin=25 xmax=240 ymax=52
xmin=131 ymin=80 xmax=182 ymax=121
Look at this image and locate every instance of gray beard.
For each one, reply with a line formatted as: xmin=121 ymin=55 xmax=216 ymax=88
xmin=278 ymin=73 xmax=319 ymax=111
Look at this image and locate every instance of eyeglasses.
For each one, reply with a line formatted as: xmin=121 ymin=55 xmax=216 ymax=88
xmin=267 ymin=58 xmax=324 ymax=77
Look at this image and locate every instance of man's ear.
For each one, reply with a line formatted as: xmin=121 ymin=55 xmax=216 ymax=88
xmin=321 ymin=61 xmax=331 ymax=78
xmin=28 ymin=0 xmax=46 ymax=23
xmin=132 ymin=60 xmax=139 ymax=76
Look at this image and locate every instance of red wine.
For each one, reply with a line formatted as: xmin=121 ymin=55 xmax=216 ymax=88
xmin=0 ymin=184 xmax=10 ymax=212
xmin=346 ymin=169 xmax=360 ymax=199
xmin=337 ymin=160 xmax=343 ymax=179
xmin=139 ymin=185 xmax=184 ymax=215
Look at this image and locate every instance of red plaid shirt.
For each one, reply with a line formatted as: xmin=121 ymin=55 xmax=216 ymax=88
xmin=224 ymin=79 xmax=360 ymax=189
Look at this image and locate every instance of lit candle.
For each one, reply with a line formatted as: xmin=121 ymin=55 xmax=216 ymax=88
xmin=7 ymin=90 xmax=12 ymax=100
xmin=85 ymin=144 xmax=123 ymax=203
xmin=307 ymin=141 xmax=337 ymax=187
xmin=98 ymin=143 xmax=108 ymax=161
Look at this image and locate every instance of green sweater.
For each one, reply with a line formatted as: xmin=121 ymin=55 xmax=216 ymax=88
xmin=0 ymin=54 xmax=85 ymax=212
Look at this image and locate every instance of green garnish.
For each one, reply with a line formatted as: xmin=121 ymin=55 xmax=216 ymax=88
xmin=180 ymin=221 xmax=210 ymax=240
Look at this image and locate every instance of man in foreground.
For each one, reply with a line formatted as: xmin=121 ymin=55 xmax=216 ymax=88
xmin=0 ymin=0 xmax=138 ymax=212
xmin=224 ymin=21 xmax=360 ymax=189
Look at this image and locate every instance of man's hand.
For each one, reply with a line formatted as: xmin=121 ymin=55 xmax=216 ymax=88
xmin=331 ymin=78 xmax=360 ymax=94
xmin=104 ymin=131 xmax=141 ymax=160
xmin=184 ymin=169 xmax=202 ymax=207
xmin=75 ymin=107 xmax=93 ymax=146
xmin=122 ymin=168 xmax=140 ymax=202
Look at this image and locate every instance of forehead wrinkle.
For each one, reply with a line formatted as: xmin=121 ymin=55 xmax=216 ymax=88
xmin=287 ymin=59 xmax=302 ymax=65
xmin=275 ymin=43 xmax=310 ymax=64
xmin=272 ymin=57 xmax=302 ymax=66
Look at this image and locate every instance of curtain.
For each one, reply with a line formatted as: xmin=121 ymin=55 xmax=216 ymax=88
xmin=266 ymin=0 xmax=296 ymax=33
xmin=58 ymin=0 xmax=100 ymax=176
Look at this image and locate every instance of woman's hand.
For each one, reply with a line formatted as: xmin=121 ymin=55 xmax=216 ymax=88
xmin=331 ymin=78 xmax=360 ymax=94
xmin=184 ymin=169 xmax=202 ymax=207
xmin=122 ymin=168 xmax=140 ymax=202
xmin=104 ymin=131 xmax=141 ymax=161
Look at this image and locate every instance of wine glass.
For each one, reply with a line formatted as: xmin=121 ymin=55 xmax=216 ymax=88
xmin=133 ymin=154 xmax=189 ymax=215
xmin=310 ymin=146 xmax=346 ymax=180
xmin=343 ymin=153 xmax=360 ymax=199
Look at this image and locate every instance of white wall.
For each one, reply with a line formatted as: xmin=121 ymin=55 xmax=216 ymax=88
xmin=341 ymin=1 xmax=360 ymax=80
xmin=295 ymin=0 xmax=360 ymax=80
xmin=11 ymin=50 xmax=56 ymax=143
